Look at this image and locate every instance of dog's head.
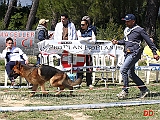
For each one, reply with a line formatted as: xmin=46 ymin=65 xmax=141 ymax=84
xmin=9 ymin=61 xmax=22 ymax=78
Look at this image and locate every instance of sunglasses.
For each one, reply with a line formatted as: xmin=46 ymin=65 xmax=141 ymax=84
xmin=81 ymin=24 xmax=85 ymax=26
xmin=7 ymin=42 xmax=13 ymax=44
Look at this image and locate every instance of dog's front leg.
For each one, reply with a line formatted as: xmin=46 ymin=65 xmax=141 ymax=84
xmin=29 ymin=84 xmax=38 ymax=97
xmin=41 ymin=84 xmax=48 ymax=95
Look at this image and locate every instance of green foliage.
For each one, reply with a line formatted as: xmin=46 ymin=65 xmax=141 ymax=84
xmin=0 ymin=19 xmax=5 ymax=29
xmin=0 ymin=59 xmax=5 ymax=66
xmin=97 ymin=18 xmax=123 ymax=40
xmin=7 ymin=6 xmax=30 ymax=30
xmin=37 ymin=0 xmax=92 ymax=28
xmin=156 ymin=18 xmax=160 ymax=50
xmin=0 ymin=59 xmax=5 ymax=71
xmin=138 ymin=59 xmax=147 ymax=66
xmin=0 ymin=0 xmax=154 ymax=31
xmin=8 ymin=12 xmax=24 ymax=30
xmin=0 ymin=0 xmax=160 ymax=49
xmin=0 ymin=3 xmax=7 ymax=20
xmin=28 ymin=56 xmax=37 ymax=64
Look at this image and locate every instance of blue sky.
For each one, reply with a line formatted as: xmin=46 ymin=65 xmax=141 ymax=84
xmin=19 ymin=0 xmax=32 ymax=6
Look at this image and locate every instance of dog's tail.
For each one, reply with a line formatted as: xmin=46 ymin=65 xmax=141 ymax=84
xmin=67 ymin=76 xmax=82 ymax=87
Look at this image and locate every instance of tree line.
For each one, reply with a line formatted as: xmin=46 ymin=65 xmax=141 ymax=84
xmin=1 ymin=0 xmax=160 ymax=48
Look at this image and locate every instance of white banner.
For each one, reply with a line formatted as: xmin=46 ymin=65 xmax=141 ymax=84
xmin=37 ymin=40 xmax=124 ymax=55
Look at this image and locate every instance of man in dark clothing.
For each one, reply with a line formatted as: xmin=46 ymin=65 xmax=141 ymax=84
xmin=112 ymin=14 xmax=159 ymax=99
xmin=82 ymin=16 xmax=97 ymax=36
xmin=34 ymin=19 xmax=53 ymax=65
xmin=77 ymin=19 xmax=96 ymax=89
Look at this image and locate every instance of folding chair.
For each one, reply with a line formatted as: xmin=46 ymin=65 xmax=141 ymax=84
xmin=4 ymin=59 xmax=30 ymax=88
xmin=92 ymin=54 xmax=115 ymax=87
xmin=39 ymin=53 xmax=63 ymax=70
xmin=143 ymin=54 xmax=159 ymax=84
xmin=115 ymin=53 xmax=124 ymax=84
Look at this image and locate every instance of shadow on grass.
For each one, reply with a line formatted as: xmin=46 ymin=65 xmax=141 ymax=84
xmin=93 ymin=77 xmax=118 ymax=87
xmin=126 ymin=92 xmax=160 ymax=100
xmin=31 ymin=93 xmax=85 ymax=98
xmin=149 ymin=92 xmax=160 ymax=97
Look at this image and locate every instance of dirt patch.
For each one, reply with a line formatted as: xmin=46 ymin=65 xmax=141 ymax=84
xmin=0 ymin=94 xmax=45 ymax=107
xmin=65 ymin=112 xmax=92 ymax=120
xmin=1 ymin=99 xmax=30 ymax=107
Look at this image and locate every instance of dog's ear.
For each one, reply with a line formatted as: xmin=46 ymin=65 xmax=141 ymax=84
xmin=15 ymin=61 xmax=20 ymax=65
xmin=15 ymin=61 xmax=21 ymax=70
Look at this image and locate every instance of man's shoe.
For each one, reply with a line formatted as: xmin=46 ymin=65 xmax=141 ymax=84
xmin=11 ymin=78 xmax=15 ymax=86
xmin=139 ymin=89 xmax=150 ymax=99
xmin=11 ymin=81 xmax=16 ymax=86
xmin=117 ymin=90 xmax=128 ymax=99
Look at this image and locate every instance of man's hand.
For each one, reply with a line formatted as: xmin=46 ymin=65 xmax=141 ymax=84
xmin=6 ymin=46 xmax=11 ymax=50
xmin=154 ymin=54 xmax=159 ymax=61
xmin=112 ymin=39 xmax=118 ymax=45
xmin=49 ymin=33 xmax=53 ymax=38
xmin=25 ymin=59 xmax=29 ymax=65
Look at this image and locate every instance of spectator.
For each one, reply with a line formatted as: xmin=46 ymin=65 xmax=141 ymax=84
xmin=2 ymin=37 xmax=28 ymax=86
xmin=77 ymin=19 xmax=96 ymax=89
xmin=82 ymin=16 xmax=97 ymax=36
xmin=34 ymin=19 xmax=53 ymax=65
xmin=54 ymin=13 xmax=77 ymax=40
xmin=54 ymin=13 xmax=77 ymax=66
xmin=112 ymin=14 xmax=159 ymax=99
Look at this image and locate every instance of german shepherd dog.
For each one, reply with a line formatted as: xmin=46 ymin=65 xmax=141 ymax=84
xmin=10 ymin=61 xmax=82 ymax=96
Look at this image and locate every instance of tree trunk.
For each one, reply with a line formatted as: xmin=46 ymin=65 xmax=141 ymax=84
xmin=4 ymin=0 xmax=17 ymax=29
xmin=144 ymin=0 xmax=160 ymax=38
xmin=26 ymin=0 xmax=39 ymax=30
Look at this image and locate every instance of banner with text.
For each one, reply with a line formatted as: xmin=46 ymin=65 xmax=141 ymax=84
xmin=37 ymin=40 xmax=124 ymax=55
xmin=0 ymin=30 xmax=54 ymax=54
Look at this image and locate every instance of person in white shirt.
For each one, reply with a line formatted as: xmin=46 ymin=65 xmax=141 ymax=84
xmin=54 ymin=13 xmax=77 ymax=65
xmin=54 ymin=13 xmax=77 ymax=40
xmin=2 ymin=37 xmax=28 ymax=85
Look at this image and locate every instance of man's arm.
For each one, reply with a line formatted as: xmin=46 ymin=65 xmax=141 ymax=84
xmin=140 ymin=30 xmax=159 ymax=60
xmin=38 ymin=30 xmax=46 ymax=41
xmin=18 ymin=48 xmax=28 ymax=64
xmin=112 ymin=39 xmax=125 ymax=45
xmin=72 ymin=23 xmax=77 ymax=40
xmin=141 ymin=30 xmax=157 ymax=55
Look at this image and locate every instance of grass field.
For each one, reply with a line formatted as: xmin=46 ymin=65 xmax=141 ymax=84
xmin=0 ymin=59 xmax=160 ymax=120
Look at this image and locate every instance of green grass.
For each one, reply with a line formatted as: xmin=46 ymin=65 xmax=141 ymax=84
xmin=0 ymin=78 xmax=160 ymax=120
xmin=0 ymin=61 xmax=160 ymax=119
xmin=0 ymin=105 xmax=159 ymax=120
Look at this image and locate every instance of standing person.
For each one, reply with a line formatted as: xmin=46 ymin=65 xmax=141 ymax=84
xmin=54 ymin=13 xmax=77 ymax=40
xmin=2 ymin=37 xmax=29 ymax=86
xmin=54 ymin=13 xmax=77 ymax=66
xmin=34 ymin=19 xmax=53 ymax=65
xmin=82 ymin=16 xmax=97 ymax=36
xmin=112 ymin=14 xmax=159 ymax=99
xmin=77 ymin=19 xmax=96 ymax=89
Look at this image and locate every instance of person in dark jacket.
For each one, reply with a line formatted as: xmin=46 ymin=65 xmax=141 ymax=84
xmin=112 ymin=14 xmax=159 ymax=99
xmin=34 ymin=19 xmax=53 ymax=65
xmin=77 ymin=19 xmax=96 ymax=89
xmin=82 ymin=16 xmax=97 ymax=36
